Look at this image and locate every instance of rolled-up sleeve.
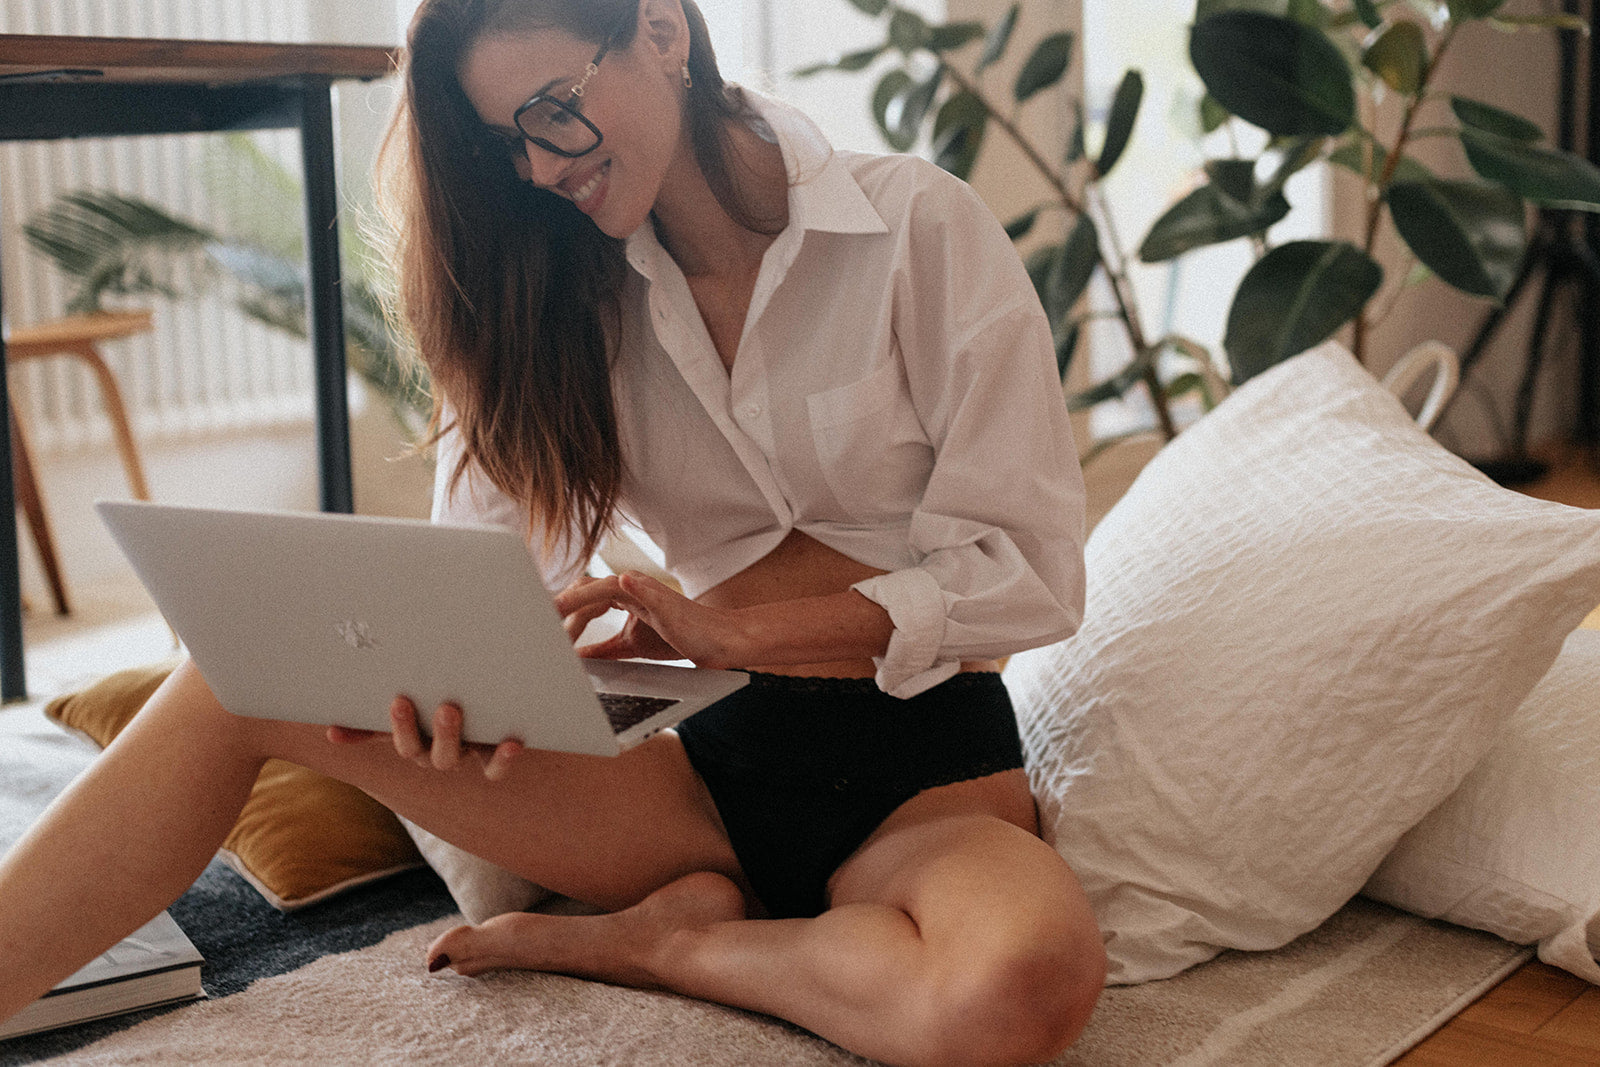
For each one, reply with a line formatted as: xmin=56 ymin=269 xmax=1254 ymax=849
xmin=850 ymin=176 xmax=1086 ymax=697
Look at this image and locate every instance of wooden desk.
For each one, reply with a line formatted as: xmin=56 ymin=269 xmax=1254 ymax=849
xmin=0 ymin=35 xmax=399 ymax=700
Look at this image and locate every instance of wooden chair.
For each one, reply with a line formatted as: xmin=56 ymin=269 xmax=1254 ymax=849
xmin=4 ymin=310 xmax=154 ymax=615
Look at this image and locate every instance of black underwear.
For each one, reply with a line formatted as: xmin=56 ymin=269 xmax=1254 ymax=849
xmin=674 ymin=671 xmax=1025 ymax=920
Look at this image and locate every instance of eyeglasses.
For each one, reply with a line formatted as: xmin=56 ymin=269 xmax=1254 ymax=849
xmin=506 ymin=26 xmax=621 ymax=160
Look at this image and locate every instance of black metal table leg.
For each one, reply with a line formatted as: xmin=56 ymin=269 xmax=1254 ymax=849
xmin=0 ymin=214 xmax=24 ymax=702
xmin=1582 ymin=0 xmax=1600 ymax=447
xmin=300 ymin=76 xmax=354 ymax=515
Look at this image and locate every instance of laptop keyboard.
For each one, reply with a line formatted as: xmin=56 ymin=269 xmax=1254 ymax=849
xmin=600 ymin=692 xmax=680 ymax=734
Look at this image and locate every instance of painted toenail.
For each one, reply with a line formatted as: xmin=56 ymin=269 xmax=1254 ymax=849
xmin=427 ymin=954 xmax=451 ymax=973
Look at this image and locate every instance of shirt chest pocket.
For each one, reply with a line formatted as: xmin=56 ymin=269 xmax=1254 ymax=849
xmin=805 ymin=356 xmax=933 ymax=522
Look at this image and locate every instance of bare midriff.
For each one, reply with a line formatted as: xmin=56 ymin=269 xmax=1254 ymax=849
xmin=694 ymin=529 xmax=1000 ymax=680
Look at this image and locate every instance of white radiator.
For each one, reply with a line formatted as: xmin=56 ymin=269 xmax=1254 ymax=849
xmin=0 ymin=0 xmax=317 ymax=453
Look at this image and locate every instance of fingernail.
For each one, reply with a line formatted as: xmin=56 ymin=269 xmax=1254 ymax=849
xmin=427 ymin=954 xmax=451 ymax=973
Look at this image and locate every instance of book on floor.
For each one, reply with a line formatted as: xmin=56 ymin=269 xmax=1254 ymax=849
xmin=0 ymin=910 xmax=205 ymax=1041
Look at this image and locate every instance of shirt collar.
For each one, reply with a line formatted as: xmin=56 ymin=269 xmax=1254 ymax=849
xmin=746 ymin=91 xmax=888 ymax=238
xmin=626 ymin=91 xmax=887 ymax=278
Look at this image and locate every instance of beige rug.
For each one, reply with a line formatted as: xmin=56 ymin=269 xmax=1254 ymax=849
xmin=35 ymin=896 xmax=1526 ymax=1066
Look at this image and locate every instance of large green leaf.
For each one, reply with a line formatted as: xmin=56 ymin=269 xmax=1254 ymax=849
xmin=1224 ymin=240 xmax=1382 ymax=381
xmin=1025 ymin=243 xmax=1057 ymax=308
xmin=1206 ymin=159 xmax=1258 ymax=204
xmin=1005 ymin=208 xmax=1041 ymax=240
xmin=1450 ymin=96 xmax=1542 ymax=142
xmin=1199 ymin=94 xmax=1231 ymax=133
xmin=902 ymin=70 xmax=943 ymax=134
xmin=1352 ymin=0 xmax=1382 ymax=28
xmin=1460 ymin=127 xmax=1600 ymax=210
xmin=1139 ymin=183 xmax=1291 ymax=262
xmin=1447 ymin=0 xmax=1509 ymax=20
xmin=977 ymin=4 xmax=1020 ymax=73
xmin=1262 ymin=135 xmax=1325 ymax=190
xmin=1014 ymin=31 xmax=1074 ymax=104
xmin=872 ymin=69 xmax=918 ymax=151
xmin=1054 ymin=318 xmax=1082 ymax=380
xmin=1361 ymin=20 xmax=1427 ymax=95
xmin=927 ymin=21 xmax=985 ymax=52
xmin=1096 ymin=69 xmax=1144 ymax=178
xmin=834 ymin=45 xmax=889 ymax=72
xmin=22 ymin=190 xmax=217 ymax=314
xmin=1195 ymin=0 xmax=1325 ymax=23
xmin=1044 ymin=214 xmax=1100 ymax=325
xmin=932 ymin=90 xmax=988 ymax=181
xmin=1386 ymin=178 xmax=1525 ymax=300
xmin=889 ymin=9 xmax=931 ymax=53
xmin=843 ymin=0 xmax=888 ymax=16
xmin=1066 ymin=100 xmax=1087 ymax=162
xmin=1190 ymin=11 xmax=1356 ymax=137
xmin=794 ymin=45 xmax=887 ymax=78
xmin=24 ymin=174 xmax=427 ymax=431
xmin=1068 ymin=348 xmax=1156 ymax=411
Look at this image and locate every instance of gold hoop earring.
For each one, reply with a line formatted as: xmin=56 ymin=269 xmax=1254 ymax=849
xmin=682 ymin=63 xmax=693 ymax=88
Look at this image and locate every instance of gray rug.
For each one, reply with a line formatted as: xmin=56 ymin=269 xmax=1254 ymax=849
xmin=1 ymin=705 xmax=1530 ymax=1065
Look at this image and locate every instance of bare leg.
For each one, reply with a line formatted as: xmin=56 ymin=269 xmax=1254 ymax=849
xmin=0 ymin=661 xmax=741 ymax=1024
xmin=1 ymin=667 xmax=1103 ymax=1064
xmin=430 ymin=774 xmax=1107 ymax=1067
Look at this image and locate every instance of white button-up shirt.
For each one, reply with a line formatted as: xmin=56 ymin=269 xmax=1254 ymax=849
xmin=435 ymin=93 xmax=1086 ymax=698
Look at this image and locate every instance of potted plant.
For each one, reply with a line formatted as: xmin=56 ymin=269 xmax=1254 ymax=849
xmin=798 ymin=0 xmax=1600 ymax=448
xmin=21 ymin=135 xmax=428 ymax=438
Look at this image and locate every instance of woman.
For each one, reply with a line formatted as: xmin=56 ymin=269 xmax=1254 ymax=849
xmin=0 ymin=0 xmax=1104 ymax=1061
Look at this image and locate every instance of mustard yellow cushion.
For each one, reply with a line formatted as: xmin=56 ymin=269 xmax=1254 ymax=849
xmin=45 ymin=663 xmax=422 ymax=910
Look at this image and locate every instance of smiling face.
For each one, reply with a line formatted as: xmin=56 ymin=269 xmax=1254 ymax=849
xmin=457 ymin=5 xmax=690 ymax=239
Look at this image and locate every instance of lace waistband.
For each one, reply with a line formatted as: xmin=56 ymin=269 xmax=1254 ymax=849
xmin=738 ymin=670 xmax=1002 ymax=697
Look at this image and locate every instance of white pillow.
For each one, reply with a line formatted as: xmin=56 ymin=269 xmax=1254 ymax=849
xmin=1364 ymin=627 xmax=1600 ymax=983
xmin=399 ymin=817 xmax=548 ymax=924
xmin=1006 ymin=343 xmax=1600 ymax=985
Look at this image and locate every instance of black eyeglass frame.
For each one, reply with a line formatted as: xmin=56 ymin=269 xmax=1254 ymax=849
xmin=509 ymin=25 xmax=622 ymax=160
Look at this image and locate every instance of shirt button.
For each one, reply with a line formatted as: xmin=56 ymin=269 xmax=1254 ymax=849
xmin=741 ymin=403 xmax=762 ymax=419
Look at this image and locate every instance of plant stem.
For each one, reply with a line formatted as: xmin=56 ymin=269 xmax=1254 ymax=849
xmin=939 ymin=61 xmax=1088 ymax=217
xmin=1090 ymin=184 xmax=1177 ymax=439
xmin=1086 ymin=184 xmax=1145 ymax=350
xmin=1367 ymin=254 xmax=1422 ymax=329
xmin=1353 ymin=21 xmax=1459 ymax=364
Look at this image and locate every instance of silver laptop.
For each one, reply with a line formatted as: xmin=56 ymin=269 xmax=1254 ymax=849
xmin=96 ymin=500 xmax=748 ymax=757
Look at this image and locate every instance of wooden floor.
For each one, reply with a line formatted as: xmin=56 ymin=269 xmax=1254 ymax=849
xmin=1393 ymin=443 xmax=1600 ymax=1066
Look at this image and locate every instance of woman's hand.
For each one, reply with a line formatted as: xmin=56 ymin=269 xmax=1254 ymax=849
xmin=555 ymin=571 xmax=747 ymax=669
xmin=326 ymin=698 xmax=525 ymax=782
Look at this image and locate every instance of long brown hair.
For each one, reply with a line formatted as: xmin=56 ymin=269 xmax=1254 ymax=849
xmin=379 ymin=0 xmax=762 ymax=565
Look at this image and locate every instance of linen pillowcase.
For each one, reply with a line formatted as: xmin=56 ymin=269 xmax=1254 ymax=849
xmin=46 ymin=662 xmax=424 ymax=911
xmin=1364 ymin=626 xmax=1600 ymax=983
xmin=1005 ymin=343 xmax=1600 ymax=984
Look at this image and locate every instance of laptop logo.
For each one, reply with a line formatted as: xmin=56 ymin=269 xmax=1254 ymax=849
xmin=335 ymin=620 xmax=379 ymax=650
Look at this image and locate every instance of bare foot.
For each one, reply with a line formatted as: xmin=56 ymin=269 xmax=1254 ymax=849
xmin=425 ymin=871 xmax=748 ymax=987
